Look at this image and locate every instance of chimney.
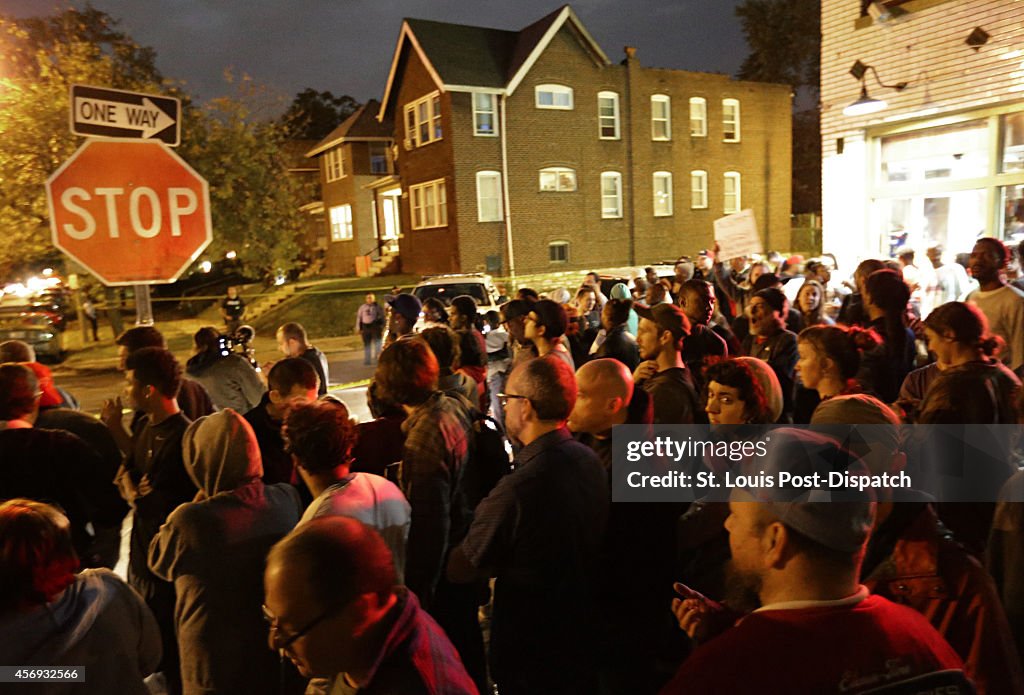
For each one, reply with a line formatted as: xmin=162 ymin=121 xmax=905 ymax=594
xmin=624 ymin=46 xmax=637 ymax=61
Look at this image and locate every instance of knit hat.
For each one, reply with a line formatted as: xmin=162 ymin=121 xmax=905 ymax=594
xmin=733 ymin=356 xmax=783 ymax=423
xmin=387 ymin=294 xmax=422 ymax=323
xmin=753 ymin=287 xmax=786 ymax=315
xmin=736 ymin=428 xmax=876 ymax=553
xmin=634 ymin=303 xmax=690 ymax=342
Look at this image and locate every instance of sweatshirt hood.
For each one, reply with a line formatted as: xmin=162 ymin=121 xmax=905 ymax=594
xmin=183 ymin=409 xmax=263 ymax=495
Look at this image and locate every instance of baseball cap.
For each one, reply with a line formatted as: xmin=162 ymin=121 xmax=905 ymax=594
xmin=635 ymin=303 xmax=691 ymax=341
xmin=387 ymin=294 xmax=422 ymax=322
xmin=734 ymin=428 xmax=876 ymax=553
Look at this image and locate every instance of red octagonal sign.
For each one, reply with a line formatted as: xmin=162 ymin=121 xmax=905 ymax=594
xmin=46 ymin=139 xmax=212 ymax=286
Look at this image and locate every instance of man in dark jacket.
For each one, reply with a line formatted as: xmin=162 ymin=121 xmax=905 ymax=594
xmin=277 ymin=322 xmax=329 ymax=396
xmin=741 ymin=288 xmax=798 ymax=422
xmin=595 ymin=298 xmax=639 ymax=372
xmin=633 ymin=303 xmax=704 ymax=424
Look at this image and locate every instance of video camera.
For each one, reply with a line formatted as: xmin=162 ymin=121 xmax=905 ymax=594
xmin=218 ymin=324 xmax=258 ymax=369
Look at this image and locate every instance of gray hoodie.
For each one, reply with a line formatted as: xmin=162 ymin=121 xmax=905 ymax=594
xmin=0 ymin=569 xmax=160 ymax=694
xmin=148 ymin=409 xmax=301 ymax=695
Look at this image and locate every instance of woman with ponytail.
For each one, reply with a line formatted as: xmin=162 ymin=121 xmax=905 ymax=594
xmin=795 ymin=324 xmax=881 ymax=420
xmin=860 ymin=269 xmax=918 ymax=403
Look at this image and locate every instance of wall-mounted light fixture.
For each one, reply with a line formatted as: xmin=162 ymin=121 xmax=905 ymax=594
xmin=966 ymin=27 xmax=990 ymax=51
xmin=843 ymin=60 xmax=909 ymax=117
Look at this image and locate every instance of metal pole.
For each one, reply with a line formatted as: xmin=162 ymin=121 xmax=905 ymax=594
xmin=134 ymin=284 xmax=154 ymax=326
xmin=67 ymin=273 xmax=89 ymax=343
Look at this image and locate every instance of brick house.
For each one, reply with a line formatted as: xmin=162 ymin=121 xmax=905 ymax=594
xmin=822 ymin=0 xmax=1024 ymax=270
xmin=306 ymin=100 xmax=396 ymax=276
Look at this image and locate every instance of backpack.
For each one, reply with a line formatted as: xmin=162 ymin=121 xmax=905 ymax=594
xmin=448 ymin=391 xmax=512 ymax=509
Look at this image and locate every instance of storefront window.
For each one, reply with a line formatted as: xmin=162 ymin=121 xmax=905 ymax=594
xmin=875 ymin=189 xmax=986 ymax=255
xmin=1002 ymin=114 xmax=1024 ymax=173
xmin=880 ymin=120 xmax=988 ymax=184
xmin=1002 ymin=184 xmax=1024 ymax=242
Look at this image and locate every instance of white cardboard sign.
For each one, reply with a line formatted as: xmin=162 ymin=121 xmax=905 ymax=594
xmin=714 ymin=209 xmax=762 ymax=259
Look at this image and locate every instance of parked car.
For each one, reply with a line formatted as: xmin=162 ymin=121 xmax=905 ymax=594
xmin=411 ymin=273 xmax=502 ymax=328
xmin=0 ymin=307 xmax=65 ymax=362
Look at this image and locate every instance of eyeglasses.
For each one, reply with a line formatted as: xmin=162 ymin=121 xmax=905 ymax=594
xmin=497 ymin=393 xmax=531 ymax=408
xmin=262 ymin=603 xmax=341 ymax=650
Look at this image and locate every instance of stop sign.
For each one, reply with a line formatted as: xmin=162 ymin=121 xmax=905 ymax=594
xmin=46 ymin=139 xmax=212 ymax=285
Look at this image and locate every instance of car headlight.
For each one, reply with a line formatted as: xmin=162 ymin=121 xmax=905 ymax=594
xmin=39 ymin=332 xmax=54 ymax=340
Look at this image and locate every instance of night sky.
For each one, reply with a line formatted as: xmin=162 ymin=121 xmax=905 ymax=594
xmin=4 ymin=0 xmax=749 ymax=105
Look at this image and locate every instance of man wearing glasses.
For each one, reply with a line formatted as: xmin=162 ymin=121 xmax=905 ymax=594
xmin=447 ymin=356 xmax=609 ymax=695
xmin=263 ymin=516 xmax=476 ymax=694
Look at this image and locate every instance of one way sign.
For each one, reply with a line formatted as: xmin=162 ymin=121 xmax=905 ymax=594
xmin=70 ymin=85 xmax=180 ymax=146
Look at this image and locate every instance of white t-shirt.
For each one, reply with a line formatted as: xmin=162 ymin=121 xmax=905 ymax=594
xmin=968 ymin=284 xmax=1024 ymax=371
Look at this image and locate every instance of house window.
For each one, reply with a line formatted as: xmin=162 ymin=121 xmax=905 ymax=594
xmin=473 ymin=93 xmax=498 ymax=136
xmin=325 ymin=147 xmax=344 ymax=182
xmin=476 ymin=171 xmax=503 ymax=222
xmin=549 ymin=241 xmax=569 ymax=263
xmin=598 ymin=91 xmax=620 ymax=139
xmin=601 ymin=172 xmax=623 ymax=219
xmin=652 ymin=95 xmax=671 ymax=141
xmin=653 ymin=172 xmax=673 ymax=217
xmin=690 ymin=170 xmax=708 ymax=209
xmin=369 ymin=143 xmax=389 ymax=175
xmin=690 ymin=97 xmax=707 ymax=137
xmin=539 ymin=167 xmax=577 ymax=192
xmin=409 ymin=179 xmax=447 ymax=230
xmin=724 ymin=171 xmax=742 ymax=213
xmin=535 ymin=84 xmax=574 ymax=110
xmin=329 ymin=204 xmax=353 ymax=241
xmin=403 ymin=92 xmax=442 ymax=148
xmin=723 ymin=98 xmax=741 ymax=142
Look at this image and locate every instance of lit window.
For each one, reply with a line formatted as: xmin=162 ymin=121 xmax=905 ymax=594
xmin=689 ymin=97 xmax=707 ymax=137
xmin=539 ymin=167 xmax=577 ymax=192
xmin=476 ymin=171 xmax=503 ymax=222
xmin=474 ymin=93 xmax=498 ymax=136
xmin=549 ymin=241 xmax=569 ymax=263
xmin=403 ymin=92 xmax=443 ymax=148
xmin=724 ymin=171 xmax=742 ymax=213
xmin=325 ymin=147 xmax=344 ymax=182
xmin=690 ymin=170 xmax=708 ymax=209
xmin=652 ymin=95 xmax=671 ymax=141
xmin=535 ymin=84 xmax=574 ymax=110
xmin=409 ymin=179 xmax=447 ymax=230
xmin=601 ymin=172 xmax=623 ymax=219
xmin=598 ymin=91 xmax=620 ymax=139
xmin=329 ymin=204 xmax=353 ymax=241
xmin=653 ymin=172 xmax=673 ymax=217
xmin=723 ymin=98 xmax=741 ymax=142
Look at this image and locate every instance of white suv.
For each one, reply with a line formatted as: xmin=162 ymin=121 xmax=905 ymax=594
xmin=411 ymin=273 xmax=502 ymax=326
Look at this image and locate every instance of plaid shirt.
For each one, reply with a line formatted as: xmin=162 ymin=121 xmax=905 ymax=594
xmin=400 ymin=392 xmax=473 ymax=606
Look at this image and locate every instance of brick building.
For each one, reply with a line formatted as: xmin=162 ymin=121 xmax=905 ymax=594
xmin=314 ymin=5 xmax=792 ymax=277
xmin=822 ymin=0 xmax=1024 ymax=270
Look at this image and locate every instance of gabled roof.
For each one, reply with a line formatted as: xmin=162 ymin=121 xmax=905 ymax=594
xmin=378 ymin=5 xmax=610 ymax=118
xmin=306 ymin=100 xmax=392 ymax=158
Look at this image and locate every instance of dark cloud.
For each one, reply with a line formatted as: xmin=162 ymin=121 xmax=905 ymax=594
xmin=6 ymin=0 xmax=747 ymax=103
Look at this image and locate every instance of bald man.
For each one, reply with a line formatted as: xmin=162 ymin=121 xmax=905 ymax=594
xmin=568 ymin=358 xmax=652 ymax=471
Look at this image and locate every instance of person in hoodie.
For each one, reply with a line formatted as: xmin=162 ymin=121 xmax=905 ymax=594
xmin=185 ymin=327 xmax=265 ymax=413
xmin=420 ymin=326 xmax=477 ymax=404
xmin=148 ymin=409 xmax=302 ymax=695
xmin=0 ymin=499 xmax=161 ymax=694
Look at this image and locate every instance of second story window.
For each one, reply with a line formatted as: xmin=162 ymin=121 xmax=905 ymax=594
xmin=724 ymin=171 xmax=742 ymax=214
xmin=601 ymin=172 xmax=622 ymax=219
xmin=404 ymin=92 xmax=442 ymax=149
xmin=723 ymin=98 xmax=741 ymax=142
xmin=474 ymin=93 xmax=498 ymax=136
xmin=369 ymin=143 xmax=390 ymax=175
xmin=539 ymin=167 xmax=577 ymax=192
xmin=651 ymin=95 xmax=671 ymax=141
xmin=325 ymin=147 xmax=344 ymax=182
xmin=653 ymin=171 xmax=673 ymax=217
xmin=410 ymin=179 xmax=447 ymax=230
xmin=690 ymin=170 xmax=708 ymax=209
xmin=535 ymin=84 xmax=574 ymax=110
xmin=690 ymin=97 xmax=707 ymax=137
xmin=598 ymin=91 xmax=620 ymax=140
xmin=476 ymin=171 xmax=503 ymax=222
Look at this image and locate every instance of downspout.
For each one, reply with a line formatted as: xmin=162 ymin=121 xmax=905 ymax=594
xmin=500 ymin=93 xmax=516 ymax=283
xmin=624 ymin=47 xmax=637 ymax=265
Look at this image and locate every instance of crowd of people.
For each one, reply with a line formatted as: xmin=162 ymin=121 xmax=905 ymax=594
xmin=1 ymin=236 xmax=1024 ymax=694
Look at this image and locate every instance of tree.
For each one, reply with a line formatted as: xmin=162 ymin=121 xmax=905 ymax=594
xmin=281 ymin=88 xmax=360 ymax=141
xmin=735 ymin=0 xmax=821 ymax=214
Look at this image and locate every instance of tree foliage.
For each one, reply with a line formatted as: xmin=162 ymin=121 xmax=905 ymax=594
xmin=735 ymin=0 xmax=821 ymax=214
xmin=281 ymin=88 xmax=361 ymax=141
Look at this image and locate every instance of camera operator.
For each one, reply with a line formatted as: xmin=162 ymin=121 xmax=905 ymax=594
xmin=185 ymin=327 xmax=265 ymax=413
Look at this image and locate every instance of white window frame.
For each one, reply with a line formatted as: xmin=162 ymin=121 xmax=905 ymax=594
xmin=473 ymin=93 xmax=498 ymax=137
xmin=535 ymin=84 xmax=574 ymax=110
xmin=653 ymin=171 xmax=673 ymax=217
xmin=690 ymin=170 xmax=708 ymax=209
xmin=723 ymin=98 xmax=741 ymax=142
xmin=689 ymin=97 xmax=707 ymax=138
xmin=724 ymin=171 xmax=742 ymax=214
xmin=600 ymin=172 xmax=623 ymax=219
xmin=329 ymin=204 xmax=353 ymax=241
xmin=325 ymin=147 xmax=344 ymax=182
xmin=476 ymin=171 xmax=503 ymax=222
xmin=598 ymin=91 xmax=620 ymax=140
xmin=539 ymin=167 xmax=578 ymax=192
xmin=403 ymin=91 xmax=442 ymax=148
xmin=549 ymin=241 xmax=569 ymax=263
xmin=651 ymin=95 xmax=671 ymax=141
xmin=409 ymin=179 xmax=447 ymax=230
